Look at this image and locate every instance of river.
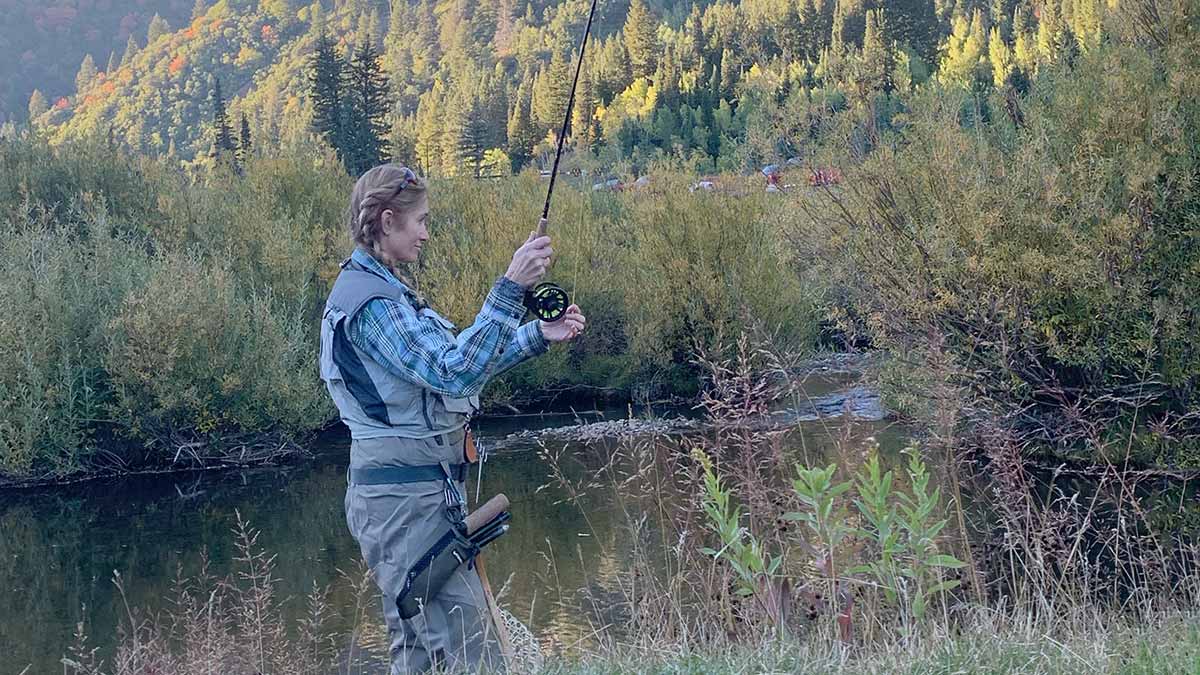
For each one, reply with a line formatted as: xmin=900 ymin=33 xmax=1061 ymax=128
xmin=0 ymin=368 xmax=916 ymax=673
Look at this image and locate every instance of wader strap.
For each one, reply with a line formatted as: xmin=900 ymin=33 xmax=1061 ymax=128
xmin=348 ymin=463 xmax=468 ymax=485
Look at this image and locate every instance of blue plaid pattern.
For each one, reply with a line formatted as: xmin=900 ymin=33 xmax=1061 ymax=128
xmin=347 ymin=248 xmax=548 ymax=399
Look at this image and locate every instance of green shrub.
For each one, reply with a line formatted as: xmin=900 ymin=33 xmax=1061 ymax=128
xmin=793 ymin=14 xmax=1200 ymax=465
xmin=0 ymin=206 xmax=149 ymax=478
xmin=104 ymin=251 xmax=332 ymax=443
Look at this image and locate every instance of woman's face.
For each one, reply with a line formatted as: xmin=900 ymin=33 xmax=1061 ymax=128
xmin=378 ymin=194 xmax=430 ymax=265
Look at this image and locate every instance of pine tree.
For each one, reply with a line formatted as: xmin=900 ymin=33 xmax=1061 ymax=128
xmin=719 ymin=48 xmax=737 ymax=100
xmin=121 ymin=36 xmax=139 ymax=67
xmin=237 ymin=113 xmax=252 ymax=165
xmin=441 ymin=82 xmax=486 ymax=176
xmin=988 ymin=27 xmax=1014 ymax=87
xmin=193 ymin=0 xmax=208 ymax=19
xmin=28 ymin=89 xmax=48 ymax=121
xmin=345 ymin=38 xmax=392 ymax=175
xmin=572 ymin=59 xmax=596 ymax=147
xmin=1012 ymin=7 xmax=1036 ymax=72
xmin=654 ymin=49 xmax=681 ymax=110
xmin=533 ymin=50 xmax=571 ymax=133
xmin=148 ymin=14 xmax=171 ymax=44
xmin=939 ymin=10 xmax=987 ymax=88
xmin=861 ymin=10 xmax=895 ymax=93
xmin=1071 ymin=0 xmax=1103 ymax=52
xmin=310 ymin=32 xmax=347 ymax=161
xmin=1036 ymin=0 xmax=1065 ymax=67
xmin=76 ymin=54 xmax=98 ymax=93
xmin=507 ymin=75 xmax=538 ymax=170
xmin=411 ymin=0 xmax=442 ymax=82
xmin=779 ymin=1 xmax=806 ymax=60
xmin=888 ymin=0 xmax=939 ymax=63
xmin=415 ymin=83 xmax=444 ymax=174
xmin=624 ymin=0 xmax=659 ymax=78
xmin=210 ymin=78 xmax=237 ymax=160
xmin=683 ymin=5 xmax=705 ymax=69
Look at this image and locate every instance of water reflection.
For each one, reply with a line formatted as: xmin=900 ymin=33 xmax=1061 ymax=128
xmin=0 ymin=377 xmax=903 ymax=674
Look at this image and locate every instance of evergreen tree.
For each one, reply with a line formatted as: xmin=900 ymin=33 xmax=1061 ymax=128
xmin=121 ymin=36 xmax=139 ymax=67
xmin=779 ymin=1 xmax=806 ymax=60
xmin=148 ymin=14 xmax=171 ymax=45
xmin=1036 ymin=0 xmax=1065 ymax=67
xmin=76 ymin=54 xmax=98 ymax=93
xmin=861 ymin=10 xmax=895 ymax=93
xmin=655 ymin=49 xmax=681 ymax=110
xmin=441 ymin=83 xmax=486 ymax=176
xmin=415 ymin=83 xmax=445 ymax=174
xmin=533 ymin=50 xmax=571 ymax=133
xmin=1012 ymin=7 xmax=1036 ymax=72
xmin=572 ymin=58 xmax=597 ymax=146
xmin=411 ymin=0 xmax=442 ymax=82
xmin=683 ymin=5 xmax=705 ymax=69
xmin=507 ymin=75 xmax=538 ymax=170
xmin=988 ymin=27 xmax=1014 ymax=87
xmin=1071 ymin=0 xmax=1103 ymax=52
xmin=210 ymin=77 xmax=237 ymax=160
xmin=624 ymin=0 xmax=659 ymax=78
xmin=346 ymin=38 xmax=392 ymax=175
xmin=237 ymin=113 xmax=252 ymax=165
xmin=719 ymin=48 xmax=738 ymax=100
xmin=888 ymin=0 xmax=939 ymax=63
xmin=28 ymin=89 xmax=48 ymax=121
xmin=193 ymin=0 xmax=208 ymax=19
xmin=310 ymin=32 xmax=347 ymax=161
xmin=939 ymin=10 xmax=987 ymax=88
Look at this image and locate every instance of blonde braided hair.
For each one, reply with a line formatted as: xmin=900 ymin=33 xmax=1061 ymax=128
xmin=346 ymin=164 xmax=428 ymax=263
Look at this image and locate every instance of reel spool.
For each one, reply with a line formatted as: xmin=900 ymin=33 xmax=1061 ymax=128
xmin=523 ymin=283 xmax=569 ymax=322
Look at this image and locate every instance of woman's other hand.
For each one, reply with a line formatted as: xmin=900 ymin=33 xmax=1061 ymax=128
xmin=504 ymin=230 xmax=553 ymax=289
xmin=539 ymin=304 xmax=586 ymax=343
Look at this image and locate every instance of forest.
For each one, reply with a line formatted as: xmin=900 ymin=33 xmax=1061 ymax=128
xmin=15 ymin=0 xmax=1104 ymax=176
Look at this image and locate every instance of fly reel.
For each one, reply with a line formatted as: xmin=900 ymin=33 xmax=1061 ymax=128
xmin=523 ymin=282 xmax=569 ymax=322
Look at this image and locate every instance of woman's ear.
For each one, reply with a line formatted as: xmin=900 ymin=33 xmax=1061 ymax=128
xmin=380 ymin=209 xmax=394 ymax=234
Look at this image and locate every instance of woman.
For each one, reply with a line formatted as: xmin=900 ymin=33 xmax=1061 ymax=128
xmin=319 ymin=164 xmax=586 ymax=673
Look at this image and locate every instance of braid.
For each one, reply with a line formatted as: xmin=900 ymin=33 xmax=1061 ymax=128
xmin=345 ymin=164 xmax=428 ymax=256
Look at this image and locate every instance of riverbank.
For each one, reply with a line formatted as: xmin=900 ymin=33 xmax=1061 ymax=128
xmin=539 ymin=611 xmax=1200 ymax=674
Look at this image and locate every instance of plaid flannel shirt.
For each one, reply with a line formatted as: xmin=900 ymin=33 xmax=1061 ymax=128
xmin=347 ymin=248 xmax=548 ymax=399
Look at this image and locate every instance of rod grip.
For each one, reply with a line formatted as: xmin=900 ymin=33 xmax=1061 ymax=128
xmin=466 ymin=493 xmax=510 ymax=534
xmin=536 ymin=217 xmax=548 ymax=238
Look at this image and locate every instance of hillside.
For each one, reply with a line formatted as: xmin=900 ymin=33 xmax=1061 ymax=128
xmin=0 ymin=0 xmax=195 ymax=123
xmin=31 ymin=0 xmax=1108 ymax=173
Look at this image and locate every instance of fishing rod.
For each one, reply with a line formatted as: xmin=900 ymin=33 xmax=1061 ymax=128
xmin=523 ymin=0 xmax=600 ymax=322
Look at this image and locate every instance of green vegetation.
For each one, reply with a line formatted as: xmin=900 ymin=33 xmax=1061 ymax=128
xmin=2 ymin=0 xmax=1198 ymax=476
xmin=17 ymin=0 xmax=1100 ymax=177
xmin=791 ymin=1 xmax=1200 ymax=467
xmin=0 ymin=134 xmax=810 ymax=482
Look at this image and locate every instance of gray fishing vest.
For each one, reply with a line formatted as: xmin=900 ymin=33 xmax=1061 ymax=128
xmin=319 ymin=258 xmax=480 ymax=441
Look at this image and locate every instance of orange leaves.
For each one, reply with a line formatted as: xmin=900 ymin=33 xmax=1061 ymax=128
xmin=53 ymin=97 xmax=70 ymax=110
xmin=169 ymin=54 xmax=187 ymax=74
xmin=261 ymin=24 xmax=274 ymax=40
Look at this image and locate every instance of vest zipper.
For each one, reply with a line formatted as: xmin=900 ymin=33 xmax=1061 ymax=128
xmin=421 ymin=390 xmax=435 ymax=430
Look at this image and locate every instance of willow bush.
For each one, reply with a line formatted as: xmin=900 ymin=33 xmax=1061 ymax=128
xmin=791 ymin=3 xmax=1200 ymax=466
xmin=0 ymin=136 xmax=820 ymax=480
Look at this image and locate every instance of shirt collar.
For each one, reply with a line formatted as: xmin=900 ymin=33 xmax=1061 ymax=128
xmin=350 ymin=248 xmax=427 ymax=308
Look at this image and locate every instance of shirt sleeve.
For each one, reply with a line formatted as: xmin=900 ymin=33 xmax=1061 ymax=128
xmin=487 ymin=320 xmax=550 ymax=378
xmin=348 ymin=277 xmax=532 ymax=398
